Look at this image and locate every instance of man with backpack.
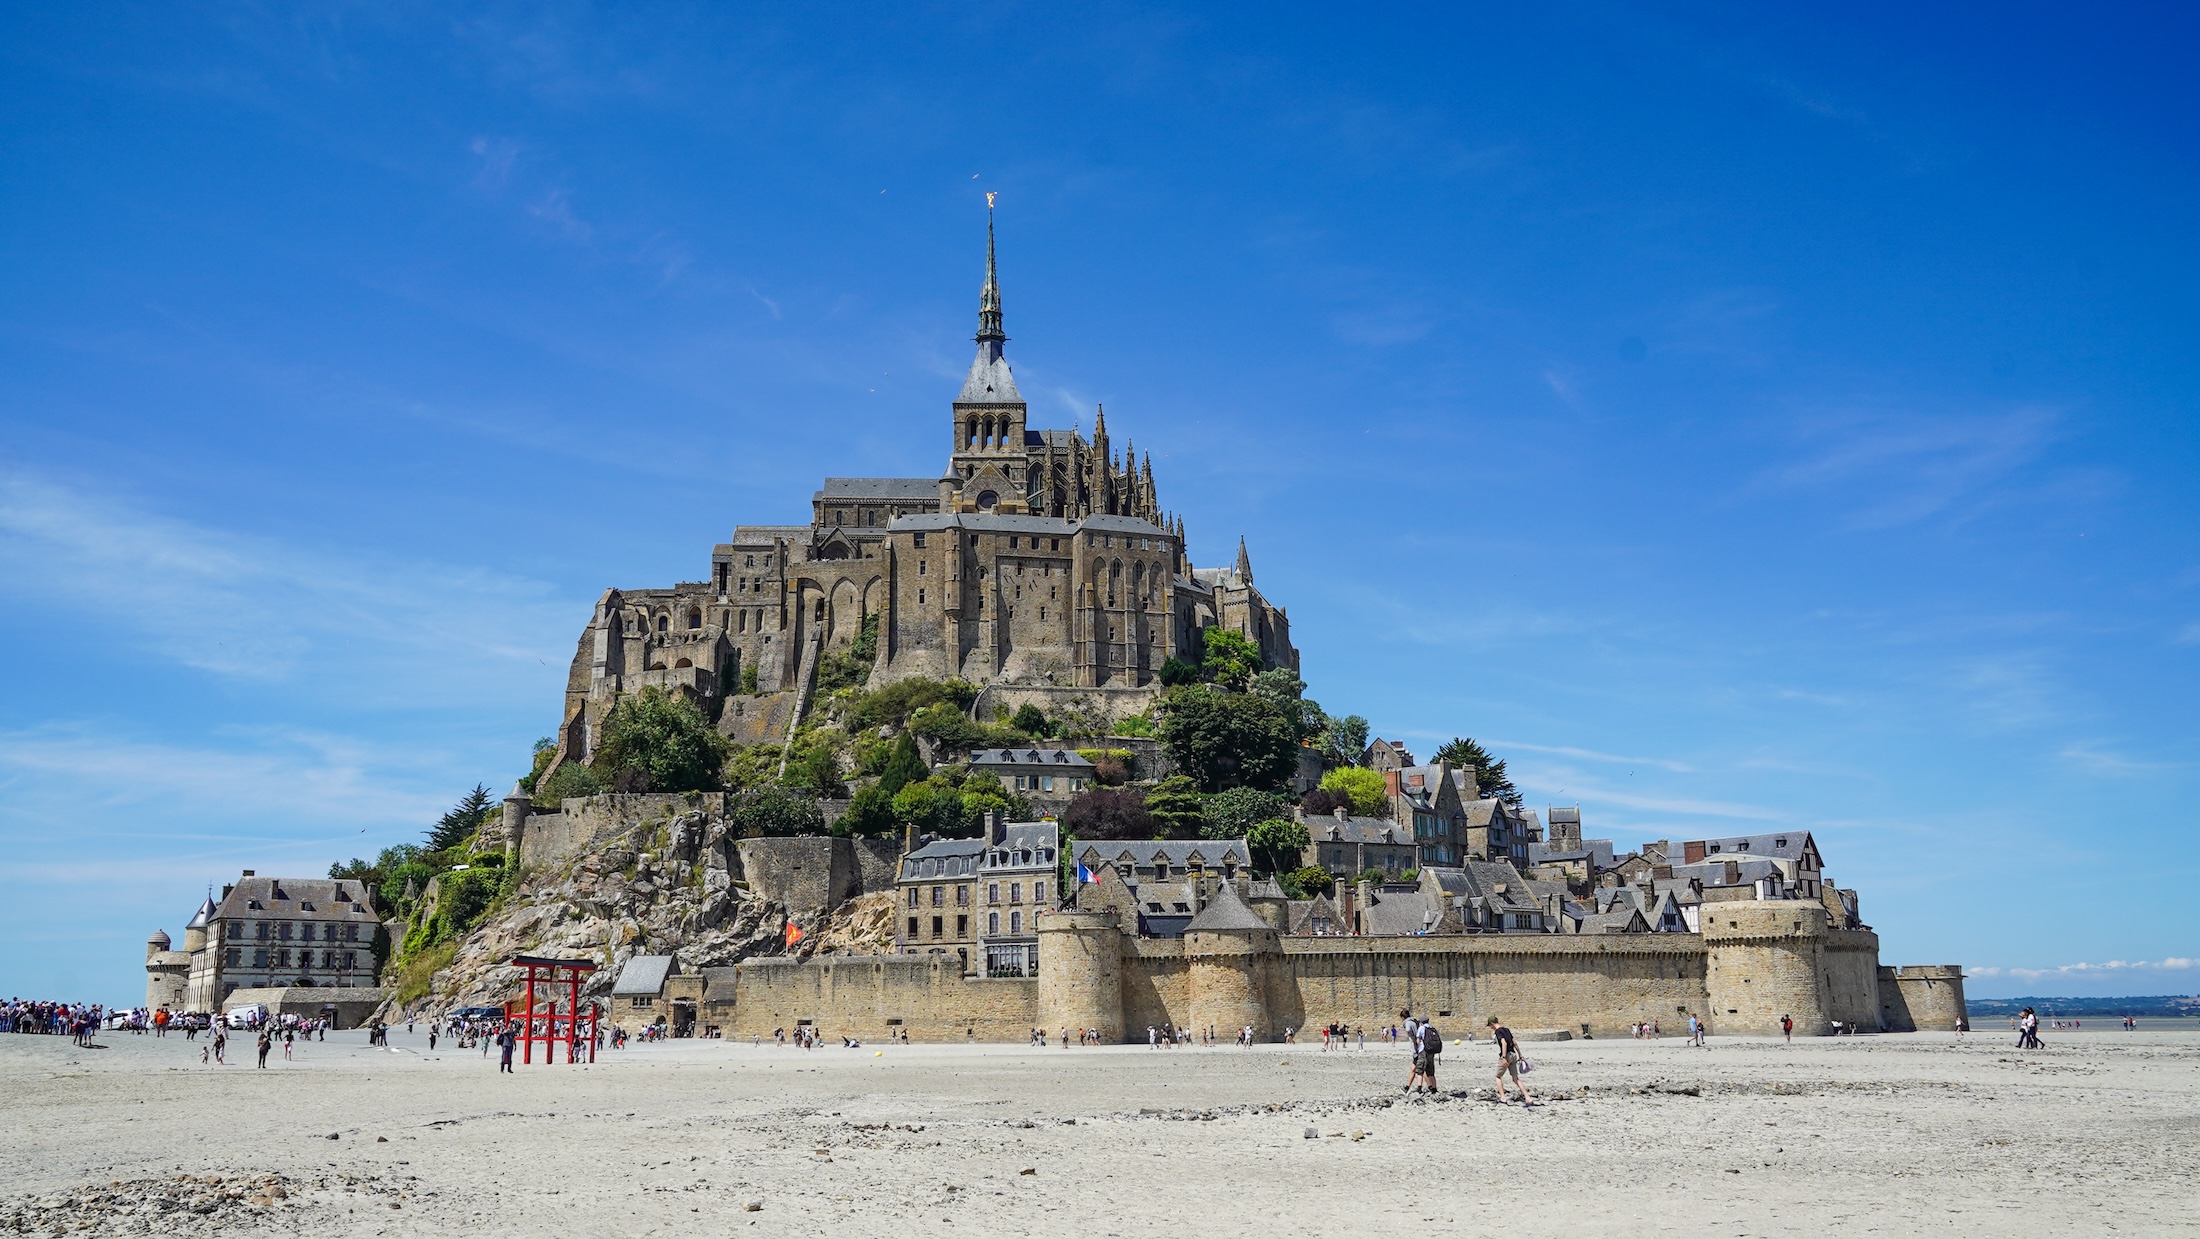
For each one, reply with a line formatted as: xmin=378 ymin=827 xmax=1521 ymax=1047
xmin=1415 ymin=1016 xmax=1443 ymax=1093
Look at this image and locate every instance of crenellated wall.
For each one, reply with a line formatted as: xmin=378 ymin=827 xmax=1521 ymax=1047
xmin=694 ymin=901 xmax=1940 ymax=1042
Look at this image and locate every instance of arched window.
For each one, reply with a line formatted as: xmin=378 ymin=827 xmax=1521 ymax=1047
xmin=687 ymin=607 xmax=702 ymax=629
xmin=674 ymin=657 xmax=692 ymax=668
xmin=656 ymin=614 xmax=669 ymax=634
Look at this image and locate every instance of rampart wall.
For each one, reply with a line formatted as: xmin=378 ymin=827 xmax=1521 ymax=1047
xmin=719 ymin=955 xmax=1039 ymax=1042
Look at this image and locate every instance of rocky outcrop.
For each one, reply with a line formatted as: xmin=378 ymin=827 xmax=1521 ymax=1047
xmin=401 ymin=800 xmax=899 ymax=1016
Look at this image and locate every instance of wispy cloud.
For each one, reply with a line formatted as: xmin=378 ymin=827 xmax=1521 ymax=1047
xmin=1757 ymin=405 xmax=2070 ymax=529
xmin=2055 ymin=740 xmax=2181 ymax=778
xmin=1968 ymin=957 xmax=2196 ymax=981
xmin=0 ymin=464 xmax=575 ymax=696
xmin=1492 ymin=740 xmax=1693 ymax=773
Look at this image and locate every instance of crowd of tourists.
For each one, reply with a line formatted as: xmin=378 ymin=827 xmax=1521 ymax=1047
xmin=3 ymin=999 xmax=105 ymax=1043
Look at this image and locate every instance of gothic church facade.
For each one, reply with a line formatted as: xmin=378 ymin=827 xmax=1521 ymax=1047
xmin=559 ymin=215 xmax=1296 ymax=758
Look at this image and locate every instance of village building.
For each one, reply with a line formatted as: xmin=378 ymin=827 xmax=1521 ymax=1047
xmin=965 ymin=746 xmax=1095 ymax=798
xmin=1299 ymin=808 xmax=1418 ymax=880
xmin=895 ymin=819 xmax=1061 ymax=976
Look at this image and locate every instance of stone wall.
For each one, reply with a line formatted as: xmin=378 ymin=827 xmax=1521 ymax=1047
xmin=1877 ymin=965 xmax=1968 ymax=1032
xmin=1273 ymin=935 xmax=1708 ymax=1038
xmin=518 ymin=794 xmax=727 ymax=873
xmin=717 ymin=955 xmax=1038 ymax=1042
xmin=225 ymin=986 xmax=389 ymax=1030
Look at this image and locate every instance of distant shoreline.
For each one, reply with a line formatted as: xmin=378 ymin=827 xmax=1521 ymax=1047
xmin=1967 ymin=995 xmax=2198 ymax=1019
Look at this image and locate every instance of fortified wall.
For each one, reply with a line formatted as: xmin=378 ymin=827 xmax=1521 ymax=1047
xmin=705 ymin=897 xmax=1957 ymax=1041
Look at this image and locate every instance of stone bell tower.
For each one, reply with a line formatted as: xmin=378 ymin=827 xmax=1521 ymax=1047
xmin=943 ymin=200 xmax=1031 ymax=514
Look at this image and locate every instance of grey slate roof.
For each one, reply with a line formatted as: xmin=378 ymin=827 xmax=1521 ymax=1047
xmin=901 ymin=837 xmax=985 ymax=880
xmin=969 ymin=748 xmax=1095 ymax=769
xmin=1361 ymin=889 xmax=1444 ymax=935
xmin=213 ymin=877 xmax=381 ymax=924
xmin=1672 ymin=858 xmax=1785 ymax=888
xmin=1081 ymin=839 xmax=1250 ymax=869
xmin=1576 ymin=909 xmax=1649 ymax=934
xmin=612 ymin=954 xmax=676 ymax=997
xmin=185 ymin=896 xmax=217 ymax=930
xmin=889 ymin=512 xmax=1172 ymax=540
xmin=1184 ymin=885 xmax=1270 ymax=933
xmin=730 ymin=524 xmax=812 ymax=544
xmin=814 ymin=477 xmax=942 ymax=501
xmin=1686 ymin=832 xmax=1819 ymax=864
xmin=1308 ymin=814 xmax=1408 ymax=846
xmin=958 ymin=349 xmax=1022 ymax=404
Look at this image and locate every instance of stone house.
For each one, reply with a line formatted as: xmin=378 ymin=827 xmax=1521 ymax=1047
xmin=148 ymin=872 xmax=388 ymax=1013
xmin=1071 ymin=839 xmax=1252 ymax=938
xmin=965 ymin=746 xmax=1096 ymax=799
xmin=1680 ymin=832 xmax=1825 ymax=900
xmin=1298 ymin=809 xmax=1417 ymax=880
xmin=896 ymin=819 xmax=1061 ymax=977
xmin=612 ymin=955 xmax=702 ymax=1035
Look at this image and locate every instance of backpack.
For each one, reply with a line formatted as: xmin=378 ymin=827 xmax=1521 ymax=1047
xmin=1420 ymin=1023 xmax=1442 ymax=1054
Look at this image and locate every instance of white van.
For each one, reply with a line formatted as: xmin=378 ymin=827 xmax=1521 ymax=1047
xmin=224 ymin=1004 xmax=267 ymax=1028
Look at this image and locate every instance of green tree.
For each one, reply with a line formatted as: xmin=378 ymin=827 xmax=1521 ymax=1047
xmin=727 ymin=786 xmax=826 ymax=837
xmin=835 ymin=783 xmax=899 ymax=838
xmin=1316 ymin=713 xmax=1370 ymax=768
xmin=1319 ymin=767 xmax=1389 ymax=817
xmin=1142 ymin=775 xmax=1205 ymax=839
xmin=1357 ymin=867 xmax=1391 ymax=887
xmin=1061 ymin=787 xmax=1154 ymax=840
xmin=533 ymin=760 xmax=602 ymax=807
xmin=1200 ymin=628 xmax=1263 ymax=689
xmin=1113 ymin=713 xmax=1155 ymax=738
xmin=1155 ymin=685 xmax=1300 ymax=792
xmin=876 ymin=732 xmax=928 ymax=797
xmin=814 ymin=614 xmax=880 ymax=694
xmin=843 ymin=677 xmax=981 ymax=730
xmin=1285 ymin=865 xmax=1336 ymax=898
xmin=592 ymin=687 xmax=731 ymax=793
xmin=908 ymin=701 xmax=991 ymax=750
xmin=1432 ymin=737 xmax=1519 ymax=802
xmin=957 ymin=770 xmax=1033 ymax=826
xmin=1009 ymin=703 xmax=1050 ymax=737
xmin=783 ymin=738 xmax=845 ymax=797
xmin=892 ymin=778 xmax=973 ymax=837
xmin=739 ymin=663 xmax=760 ymax=695
xmin=1245 ymin=817 xmax=1311 ymax=877
xmin=518 ymin=737 xmax=558 ymax=795
xmin=1157 ymin=656 xmax=1201 ymax=687
xmin=426 ymin=784 xmax=496 ymax=853
xmin=1200 ymin=786 xmax=1288 ymax=841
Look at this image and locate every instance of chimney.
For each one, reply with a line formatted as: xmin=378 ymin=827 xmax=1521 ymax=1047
xmin=220 ymin=884 xmax=233 ymax=900
xmin=1683 ymin=841 xmax=1706 ymax=865
xmin=987 ymin=809 xmax=1005 ymax=845
xmin=1332 ymin=806 xmax=1348 ymax=821
xmin=241 ymin=869 xmax=256 ymax=878
xmin=1383 ymin=770 xmax=1401 ymax=796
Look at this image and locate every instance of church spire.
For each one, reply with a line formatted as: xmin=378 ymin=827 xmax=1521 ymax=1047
xmin=1234 ymin=536 xmax=1253 ymax=586
xmin=975 ymin=196 xmax=1004 ymax=348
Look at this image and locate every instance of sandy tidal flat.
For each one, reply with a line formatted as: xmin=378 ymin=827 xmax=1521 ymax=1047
xmin=2 ymin=1027 xmax=2196 ymax=1237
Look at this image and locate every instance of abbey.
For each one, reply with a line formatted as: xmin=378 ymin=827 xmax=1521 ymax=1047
xmin=558 ymin=214 xmax=1296 ymax=757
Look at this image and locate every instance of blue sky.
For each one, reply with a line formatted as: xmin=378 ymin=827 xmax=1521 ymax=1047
xmin=3 ymin=3 xmax=2194 ymax=1002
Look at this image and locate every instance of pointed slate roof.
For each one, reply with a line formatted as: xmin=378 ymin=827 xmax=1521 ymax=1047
xmin=958 ymin=207 xmax=1022 ymax=405
xmin=1184 ymin=884 xmax=1270 ymax=932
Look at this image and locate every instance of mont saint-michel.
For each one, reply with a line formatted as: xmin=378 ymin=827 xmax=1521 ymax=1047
xmin=557 ymin=212 xmax=1295 ymax=764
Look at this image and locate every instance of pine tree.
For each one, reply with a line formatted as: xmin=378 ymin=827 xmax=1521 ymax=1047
xmin=1432 ymin=737 xmax=1519 ymax=803
xmin=427 ymin=784 xmax=496 ymax=853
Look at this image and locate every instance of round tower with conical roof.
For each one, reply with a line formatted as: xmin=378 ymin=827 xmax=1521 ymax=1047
xmin=1182 ymin=886 xmax=1282 ymax=1041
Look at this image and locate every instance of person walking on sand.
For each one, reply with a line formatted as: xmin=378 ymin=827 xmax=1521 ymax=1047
xmin=1488 ymin=1017 xmax=1534 ymax=1106
xmin=255 ymin=1031 xmax=271 ymax=1069
xmin=1781 ymin=1014 xmax=1793 ymax=1043
xmin=497 ymin=1026 xmax=516 ymax=1073
xmin=1688 ymin=1012 xmax=1705 ymax=1047
xmin=212 ymin=1029 xmax=226 ymax=1065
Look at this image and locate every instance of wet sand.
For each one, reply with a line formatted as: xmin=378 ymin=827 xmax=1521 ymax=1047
xmin=2 ymin=1027 xmax=2195 ymax=1236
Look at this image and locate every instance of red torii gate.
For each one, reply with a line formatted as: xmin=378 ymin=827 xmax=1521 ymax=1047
xmin=505 ymin=955 xmax=599 ymax=1065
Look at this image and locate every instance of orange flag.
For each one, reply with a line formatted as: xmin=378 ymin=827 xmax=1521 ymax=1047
xmin=784 ymin=920 xmax=804 ymax=947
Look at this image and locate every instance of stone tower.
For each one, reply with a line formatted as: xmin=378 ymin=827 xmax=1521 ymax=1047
xmin=1181 ymin=887 xmax=1281 ymax=1040
xmin=944 ymin=204 xmax=1030 ymax=514
xmin=1701 ymin=901 xmax=1838 ymax=1036
xmin=1036 ymin=910 xmax=1124 ymax=1041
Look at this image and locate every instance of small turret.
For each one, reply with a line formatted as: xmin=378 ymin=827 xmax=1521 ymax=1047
xmin=145 ymin=929 xmax=170 ymax=962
